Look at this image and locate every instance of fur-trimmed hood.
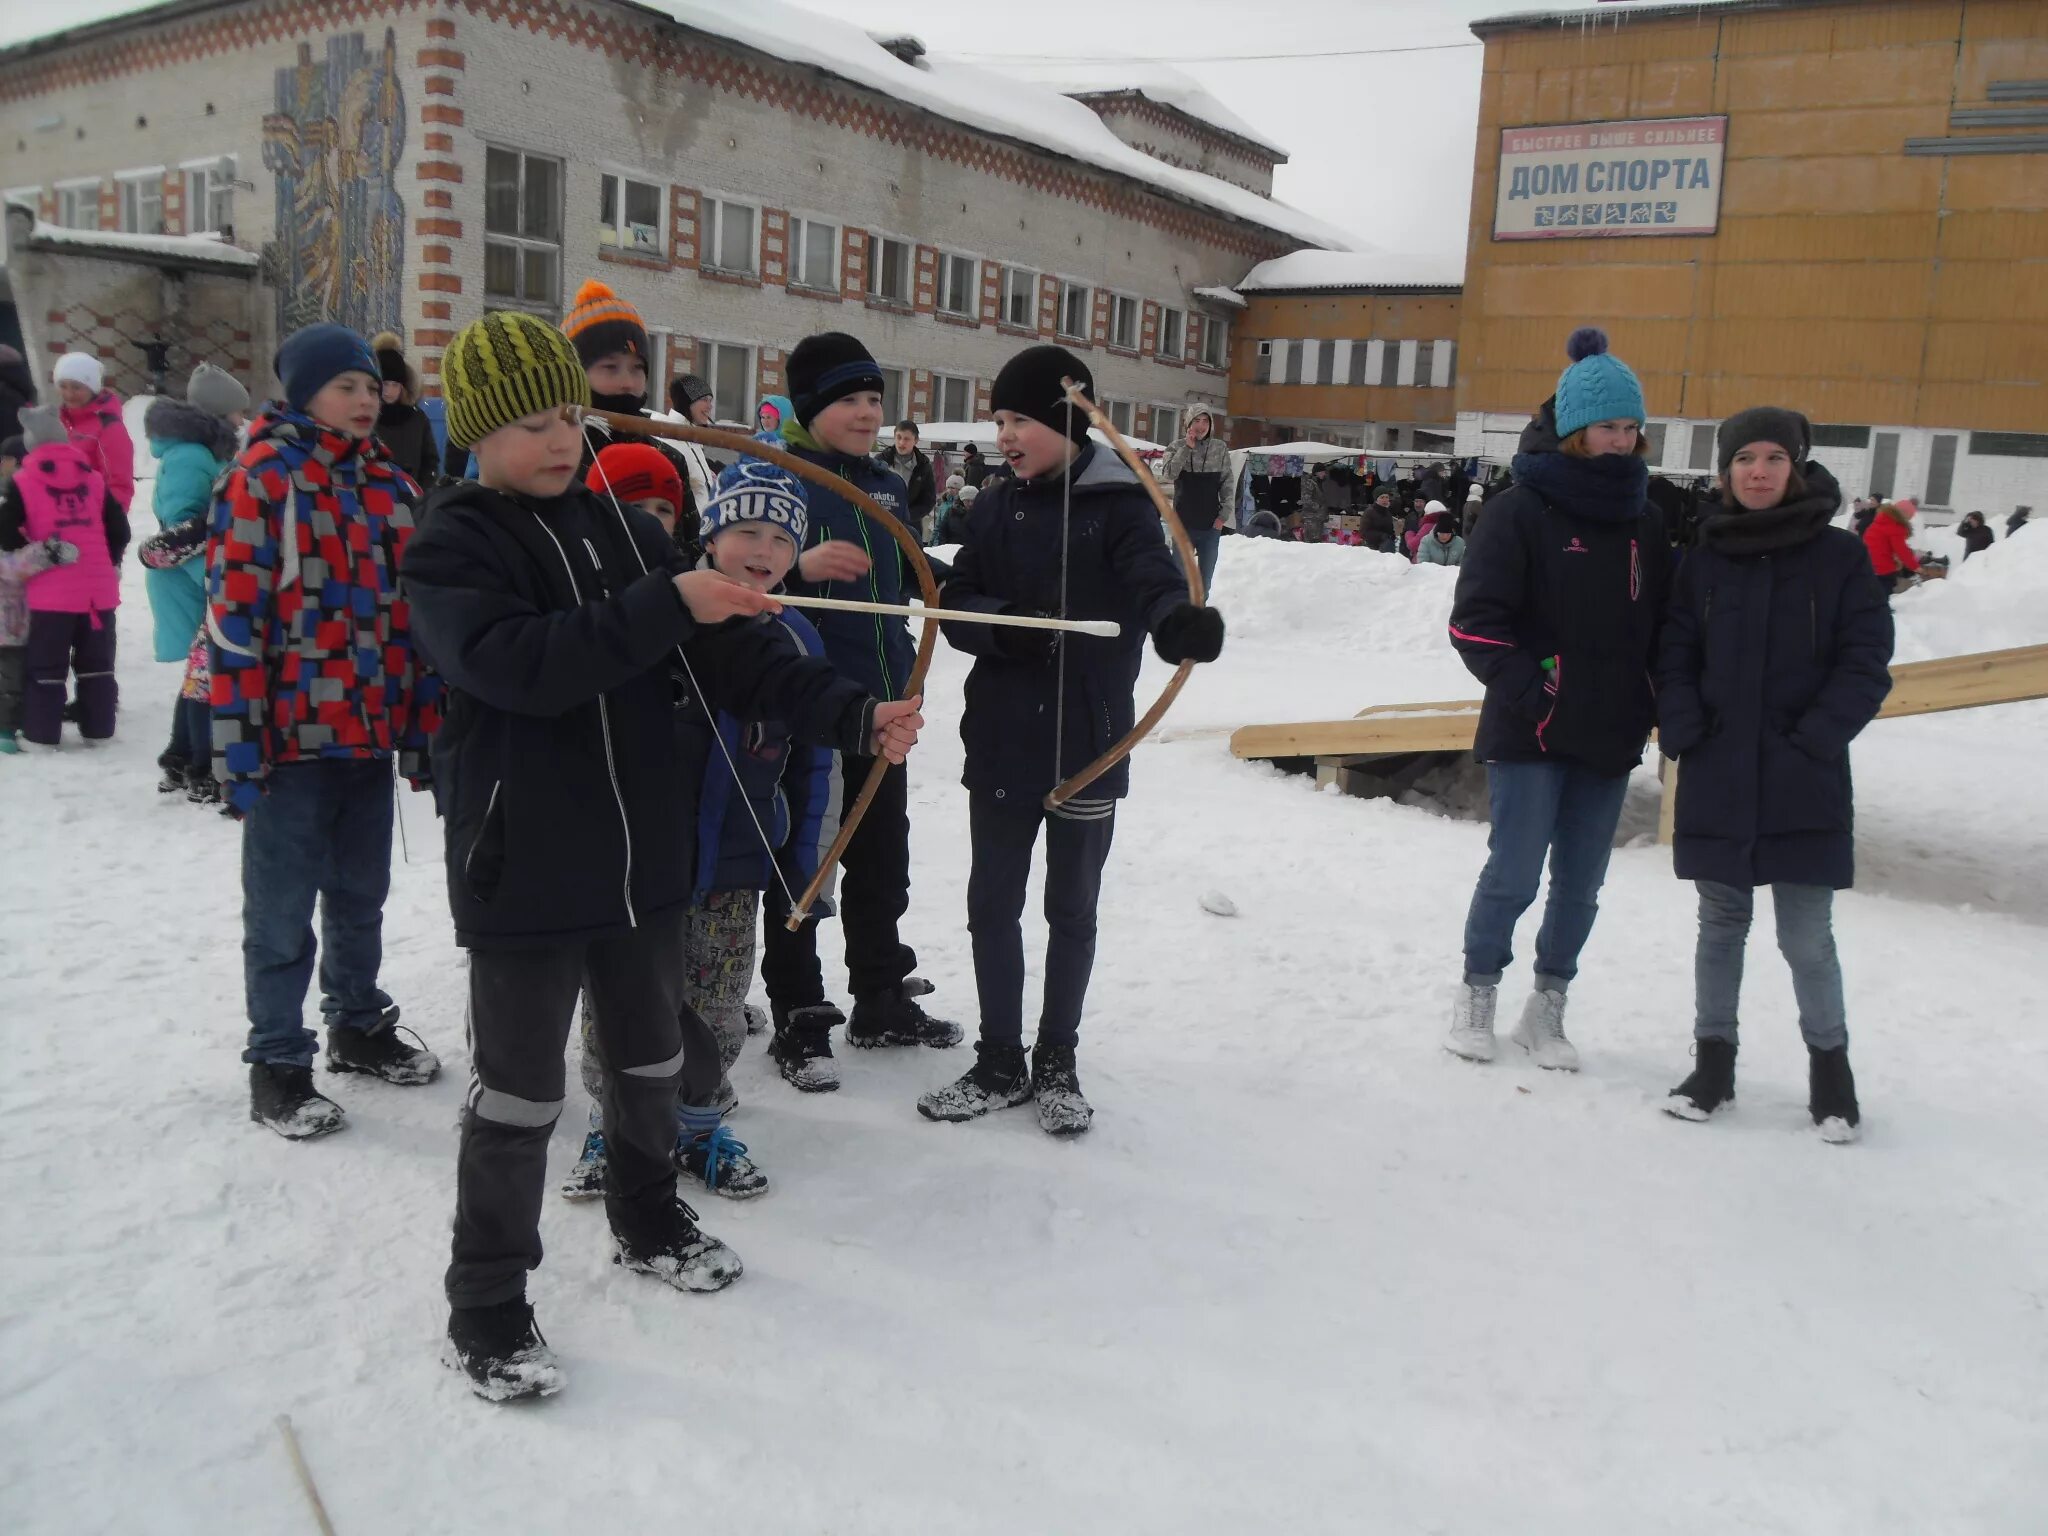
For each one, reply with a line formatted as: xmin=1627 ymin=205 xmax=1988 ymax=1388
xmin=144 ymin=397 xmax=239 ymax=460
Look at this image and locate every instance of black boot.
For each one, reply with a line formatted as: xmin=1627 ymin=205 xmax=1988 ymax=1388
xmin=325 ymin=1016 xmax=439 ymax=1085
xmin=1665 ymin=1037 xmax=1737 ymax=1121
xmin=916 ymin=1041 xmax=1033 ymax=1123
xmin=611 ymin=1197 xmax=743 ymax=1292
xmin=1808 ymin=1045 xmax=1860 ymax=1143
xmin=848 ymin=984 xmax=964 ymax=1049
xmin=442 ymin=1298 xmax=564 ymax=1402
xmin=767 ymin=1003 xmax=842 ymax=1093
xmin=185 ymin=770 xmax=221 ymax=805
xmin=1031 ymin=1042 xmax=1093 ymax=1137
xmin=156 ymin=749 xmax=188 ymax=793
xmin=248 ymin=1063 xmax=346 ymax=1139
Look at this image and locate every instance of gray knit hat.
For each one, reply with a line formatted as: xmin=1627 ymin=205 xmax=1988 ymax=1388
xmin=186 ymin=362 xmax=250 ymax=420
xmin=1716 ymin=406 xmax=1809 ymax=475
xmin=18 ymin=404 xmax=66 ymax=451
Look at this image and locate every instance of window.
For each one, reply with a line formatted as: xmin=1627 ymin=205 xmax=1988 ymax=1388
xmin=118 ymin=173 xmax=163 ymax=236
xmin=1109 ymin=294 xmax=1139 ymax=350
xmin=1200 ymin=318 xmax=1227 ymax=369
xmin=1158 ymin=307 xmax=1184 ymax=360
xmin=1315 ymin=341 xmax=1336 ymax=387
xmin=1058 ymin=281 xmax=1090 ymax=341
xmin=182 ymin=157 xmax=236 ymax=235
xmin=865 ymin=233 xmax=911 ymax=305
xmin=788 ymin=217 xmax=837 ymax=292
xmin=878 ymin=366 xmax=908 ymax=425
xmin=1969 ymin=431 xmax=2048 ymax=458
xmin=1811 ymin=424 xmax=1872 ymax=450
xmin=1688 ymin=423 xmax=1718 ymax=472
xmin=1105 ymin=399 xmax=1135 ymax=434
xmin=1378 ymin=343 xmax=1401 ymax=388
xmin=932 ymin=373 xmax=973 ymax=422
xmin=1415 ymin=341 xmax=1436 ymax=388
xmin=937 ymin=252 xmax=975 ymax=316
xmin=1153 ymin=405 xmax=1181 ymax=443
xmin=1347 ymin=342 xmax=1371 ymax=387
xmin=703 ymin=195 xmax=758 ymax=276
xmin=484 ymin=146 xmax=562 ymax=314
xmin=1642 ymin=423 xmax=1669 ymax=465
xmin=57 ymin=182 xmax=99 ymax=231
xmin=598 ymin=171 xmax=663 ymax=255
xmin=700 ymin=340 xmax=754 ymax=425
xmin=1000 ymin=267 xmax=1036 ymax=328
xmin=1254 ymin=340 xmax=1273 ymax=385
xmin=1284 ymin=341 xmax=1304 ymax=387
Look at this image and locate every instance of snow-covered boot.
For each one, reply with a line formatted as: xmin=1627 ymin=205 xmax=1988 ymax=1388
xmin=767 ymin=1003 xmax=842 ymax=1093
xmin=1808 ymin=1045 xmax=1860 ymax=1144
xmin=1665 ymin=1038 xmax=1737 ymax=1120
xmin=325 ymin=1019 xmax=439 ymax=1085
xmin=442 ymin=1298 xmax=563 ymax=1402
xmin=917 ymin=1041 xmax=1033 ymax=1123
xmin=612 ymin=1198 xmax=743 ymax=1292
xmin=1031 ymin=1043 xmax=1092 ymax=1137
xmin=185 ymin=770 xmax=221 ymax=805
xmin=1443 ymin=982 xmax=1500 ymax=1062
xmin=248 ymin=1063 xmax=346 ymax=1139
xmin=156 ymin=750 xmax=188 ymax=792
xmin=677 ymin=1124 xmax=769 ymax=1200
xmin=847 ymin=983 xmax=964 ymax=1049
xmin=559 ymin=1128 xmax=607 ymax=1202
xmin=1510 ymin=987 xmax=1579 ymax=1071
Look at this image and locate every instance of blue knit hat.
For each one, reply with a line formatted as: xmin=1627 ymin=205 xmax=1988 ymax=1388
xmin=705 ymin=460 xmax=809 ymax=550
xmin=275 ymin=323 xmax=380 ymax=414
xmin=1553 ymin=327 xmax=1645 ymax=441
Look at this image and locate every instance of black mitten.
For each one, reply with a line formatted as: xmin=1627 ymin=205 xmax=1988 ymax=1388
xmin=993 ymin=606 xmax=1059 ymax=664
xmin=1153 ymin=603 xmax=1224 ymax=665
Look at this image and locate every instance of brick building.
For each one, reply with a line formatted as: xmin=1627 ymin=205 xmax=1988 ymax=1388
xmin=1456 ymin=0 xmax=2048 ymax=512
xmin=0 ymin=0 xmax=1353 ymax=439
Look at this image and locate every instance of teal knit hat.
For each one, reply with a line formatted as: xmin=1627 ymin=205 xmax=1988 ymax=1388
xmin=1553 ymin=328 xmax=1645 ymax=440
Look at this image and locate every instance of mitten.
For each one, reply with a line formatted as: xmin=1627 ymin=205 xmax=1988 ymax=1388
xmin=1152 ymin=603 xmax=1224 ymax=665
xmin=42 ymin=537 xmax=80 ymax=567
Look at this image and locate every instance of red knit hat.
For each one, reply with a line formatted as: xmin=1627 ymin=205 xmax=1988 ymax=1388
xmin=586 ymin=442 xmax=682 ymax=515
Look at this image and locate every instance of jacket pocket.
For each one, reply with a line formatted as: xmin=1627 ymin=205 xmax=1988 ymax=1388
xmin=462 ymin=778 xmax=507 ymax=903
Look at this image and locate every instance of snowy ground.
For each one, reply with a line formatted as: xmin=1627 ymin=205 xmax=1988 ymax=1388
xmin=4 ymin=514 xmax=2047 ymax=1533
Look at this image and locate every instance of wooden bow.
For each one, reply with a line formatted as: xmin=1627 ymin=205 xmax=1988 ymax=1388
xmin=572 ymin=407 xmax=940 ymax=929
xmin=1044 ymin=380 xmax=1207 ymax=809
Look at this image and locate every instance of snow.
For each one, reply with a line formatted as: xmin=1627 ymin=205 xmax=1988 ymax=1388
xmin=1476 ymin=0 xmax=1757 ymax=30
xmin=1191 ymin=284 xmax=1247 ymax=310
xmin=21 ymin=221 xmax=260 ymax=267
xmin=983 ymin=59 xmax=1291 ymax=160
xmin=1236 ymin=247 xmax=1466 ymax=292
xmin=5 ymin=516 xmax=2048 ymax=1530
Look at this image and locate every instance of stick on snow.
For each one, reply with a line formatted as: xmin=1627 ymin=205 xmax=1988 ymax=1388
xmin=275 ymin=1415 xmax=338 ymax=1536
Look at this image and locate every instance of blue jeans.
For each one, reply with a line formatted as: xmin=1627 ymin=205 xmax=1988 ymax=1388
xmin=1463 ymin=760 xmax=1631 ymax=990
xmin=240 ymin=759 xmax=396 ymax=1066
xmin=1693 ymin=881 xmax=1847 ymax=1051
xmin=1189 ymin=527 xmax=1221 ymax=595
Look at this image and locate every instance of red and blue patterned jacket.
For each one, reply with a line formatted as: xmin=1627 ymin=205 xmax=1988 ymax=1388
xmin=204 ymin=407 xmax=441 ymax=814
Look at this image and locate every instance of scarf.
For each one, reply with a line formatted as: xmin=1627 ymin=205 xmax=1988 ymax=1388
xmin=1698 ymin=463 xmax=1842 ymax=556
xmin=1509 ymin=448 xmax=1648 ymax=524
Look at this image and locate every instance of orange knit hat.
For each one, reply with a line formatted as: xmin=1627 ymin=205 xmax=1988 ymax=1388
xmin=562 ymin=278 xmax=650 ymax=368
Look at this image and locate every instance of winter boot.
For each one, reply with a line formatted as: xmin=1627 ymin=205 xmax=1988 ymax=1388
xmin=156 ymin=750 xmax=188 ymax=792
xmin=325 ymin=1019 xmax=439 ymax=1085
xmin=847 ymin=983 xmax=964 ymax=1049
xmin=185 ymin=770 xmax=221 ymax=805
xmin=559 ymin=1128 xmax=607 ymax=1202
xmin=612 ymin=1198 xmax=744 ymax=1293
xmin=767 ymin=1003 xmax=842 ymax=1093
xmin=917 ymin=1041 xmax=1034 ymax=1123
xmin=742 ymin=1002 xmax=768 ymax=1037
xmin=1665 ymin=1038 xmax=1737 ymax=1121
xmin=442 ymin=1298 xmax=564 ymax=1402
xmin=1808 ymin=1045 xmax=1860 ymax=1144
xmin=677 ymin=1125 xmax=769 ymax=1200
xmin=1443 ymin=982 xmax=1500 ymax=1062
xmin=1030 ymin=1042 xmax=1093 ymax=1137
xmin=1510 ymin=987 xmax=1580 ymax=1072
xmin=248 ymin=1063 xmax=346 ymax=1140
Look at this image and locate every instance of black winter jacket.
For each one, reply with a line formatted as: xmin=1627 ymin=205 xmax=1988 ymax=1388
xmin=375 ymin=401 xmax=438 ymax=492
xmin=1656 ymin=465 xmax=1893 ymax=890
xmin=940 ymin=444 xmax=1188 ymax=802
xmin=0 ymin=346 xmax=35 ymax=438
xmin=1449 ymin=402 xmax=1668 ymax=776
xmin=401 ymin=481 xmax=876 ymax=948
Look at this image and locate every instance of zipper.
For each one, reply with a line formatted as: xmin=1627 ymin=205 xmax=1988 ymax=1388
xmin=850 ymin=510 xmax=894 ymax=701
xmin=531 ymin=513 xmax=637 ymax=927
xmin=463 ymin=779 xmax=501 ymax=885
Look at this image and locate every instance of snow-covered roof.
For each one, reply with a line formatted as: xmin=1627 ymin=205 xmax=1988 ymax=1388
xmin=987 ymin=61 xmax=1290 ymax=161
xmin=19 ymin=221 xmax=259 ymax=268
xmin=1236 ymin=249 xmax=1465 ymax=294
xmin=1193 ymin=285 xmax=1248 ymax=310
xmin=911 ymin=420 xmax=1167 ymax=457
xmin=1474 ymin=0 xmax=1775 ymax=33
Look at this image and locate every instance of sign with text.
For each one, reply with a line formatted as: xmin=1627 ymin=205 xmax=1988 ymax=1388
xmin=1493 ymin=116 xmax=1727 ymax=241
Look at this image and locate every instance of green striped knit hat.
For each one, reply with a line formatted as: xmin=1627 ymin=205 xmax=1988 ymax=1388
xmin=442 ymin=311 xmax=591 ymax=449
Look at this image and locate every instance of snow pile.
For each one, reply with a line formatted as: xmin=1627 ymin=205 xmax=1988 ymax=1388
xmin=26 ymin=221 xmax=259 ymax=267
xmin=1891 ymin=522 xmax=2048 ymax=663
xmin=986 ymin=59 xmax=1290 ymax=158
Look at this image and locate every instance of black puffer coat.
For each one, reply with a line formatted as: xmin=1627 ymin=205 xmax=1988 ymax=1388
xmin=1656 ymin=463 xmax=1893 ymax=890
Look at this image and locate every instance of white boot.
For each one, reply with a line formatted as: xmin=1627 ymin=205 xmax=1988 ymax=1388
xmin=1444 ymin=983 xmax=1499 ymax=1062
xmin=1511 ymin=988 xmax=1579 ymax=1072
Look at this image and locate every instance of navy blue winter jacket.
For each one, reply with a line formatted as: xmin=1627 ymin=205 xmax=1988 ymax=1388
xmin=1656 ymin=463 xmax=1893 ymax=890
xmin=939 ymin=444 xmax=1188 ymax=802
xmin=1449 ymin=403 xmax=1669 ymax=777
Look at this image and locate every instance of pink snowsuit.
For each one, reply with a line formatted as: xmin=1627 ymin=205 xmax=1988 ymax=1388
xmin=59 ymin=389 xmax=136 ymax=512
xmin=17 ymin=445 xmax=118 ymax=613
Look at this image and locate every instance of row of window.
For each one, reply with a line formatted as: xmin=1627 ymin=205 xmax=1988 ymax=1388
xmin=10 ymin=158 xmax=239 ymax=239
xmin=1252 ymin=337 xmax=1459 ymax=391
xmin=485 ymin=148 xmax=1229 ymax=367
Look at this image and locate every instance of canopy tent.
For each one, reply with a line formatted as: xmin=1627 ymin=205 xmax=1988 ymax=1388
xmin=909 ymin=420 xmax=1167 ymax=458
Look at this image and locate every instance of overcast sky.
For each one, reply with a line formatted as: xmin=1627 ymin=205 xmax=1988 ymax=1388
xmin=0 ymin=0 xmax=1545 ymax=259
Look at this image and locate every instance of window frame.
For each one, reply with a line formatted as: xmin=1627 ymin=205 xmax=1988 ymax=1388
xmin=1157 ymin=306 xmax=1185 ymax=360
xmin=115 ymin=169 xmax=165 ymax=236
xmin=878 ymin=365 xmax=910 ymax=425
xmin=55 ymin=179 xmax=101 ymax=232
xmin=597 ymin=167 xmax=666 ymax=258
xmin=177 ymin=155 xmax=237 ymax=235
xmin=935 ymin=251 xmax=977 ymax=317
xmin=1152 ymin=404 xmax=1182 ymax=444
xmin=1200 ymin=317 xmax=1229 ymax=369
xmin=483 ymin=144 xmax=565 ymax=316
xmin=931 ymin=372 xmax=974 ymax=423
xmin=999 ymin=265 xmax=1037 ymax=330
xmin=1108 ymin=292 xmax=1140 ymax=352
xmin=699 ymin=338 xmax=756 ymax=427
xmin=789 ymin=214 xmax=840 ymax=294
xmin=1057 ymin=279 xmax=1091 ymax=342
xmin=1104 ymin=398 xmax=1135 ymax=434
xmin=864 ymin=230 xmax=913 ymax=306
xmin=701 ymin=192 xmax=762 ymax=278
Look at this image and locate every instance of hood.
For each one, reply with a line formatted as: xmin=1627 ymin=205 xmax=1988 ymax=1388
xmin=1185 ymin=405 xmax=1215 ymax=434
xmin=758 ymin=393 xmax=795 ymax=430
xmin=1881 ymin=500 xmax=1913 ymax=526
xmin=1516 ymin=397 xmax=1562 ymax=457
xmin=145 ymin=397 xmax=239 ymax=459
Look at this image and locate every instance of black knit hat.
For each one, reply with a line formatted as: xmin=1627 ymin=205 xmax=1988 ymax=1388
xmin=668 ymin=373 xmax=713 ymax=414
xmin=1717 ymin=406 xmax=1809 ymax=475
xmin=990 ymin=344 xmax=1093 ymax=445
xmin=786 ymin=332 xmax=884 ymax=428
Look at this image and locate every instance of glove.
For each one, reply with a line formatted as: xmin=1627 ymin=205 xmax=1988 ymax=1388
xmin=1153 ymin=603 xmax=1224 ymax=665
xmin=42 ymin=538 xmax=80 ymax=567
xmin=993 ymin=606 xmax=1059 ymax=664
